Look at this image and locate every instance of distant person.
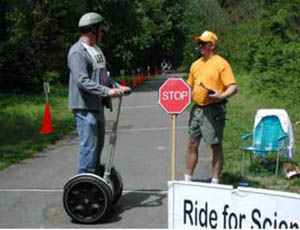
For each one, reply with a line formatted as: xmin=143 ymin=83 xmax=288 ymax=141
xmin=167 ymin=60 xmax=172 ymax=71
xmin=68 ymin=12 xmax=131 ymax=174
xmin=161 ymin=58 xmax=168 ymax=74
xmin=184 ymin=31 xmax=237 ymax=184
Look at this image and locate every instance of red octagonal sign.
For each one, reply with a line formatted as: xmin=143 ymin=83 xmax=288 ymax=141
xmin=159 ymin=78 xmax=191 ymax=114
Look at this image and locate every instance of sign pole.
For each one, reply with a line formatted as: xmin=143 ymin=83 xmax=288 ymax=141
xmin=171 ymin=114 xmax=177 ymax=180
xmin=43 ymin=82 xmax=50 ymax=104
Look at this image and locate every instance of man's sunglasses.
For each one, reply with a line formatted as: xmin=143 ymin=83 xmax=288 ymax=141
xmin=196 ymin=42 xmax=210 ymax=48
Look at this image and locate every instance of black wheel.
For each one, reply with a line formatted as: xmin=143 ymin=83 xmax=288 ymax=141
xmin=110 ymin=167 xmax=123 ymax=204
xmin=63 ymin=174 xmax=113 ymax=224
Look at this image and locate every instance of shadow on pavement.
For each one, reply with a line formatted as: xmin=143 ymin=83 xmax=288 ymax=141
xmin=102 ymin=190 xmax=166 ymax=224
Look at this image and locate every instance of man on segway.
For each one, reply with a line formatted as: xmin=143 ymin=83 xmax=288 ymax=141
xmin=68 ymin=12 xmax=131 ymax=175
xmin=64 ymin=12 xmax=131 ymax=224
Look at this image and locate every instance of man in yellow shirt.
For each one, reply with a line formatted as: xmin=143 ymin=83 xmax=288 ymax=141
xmin=185 ymin=31 xmax=237 ymax=184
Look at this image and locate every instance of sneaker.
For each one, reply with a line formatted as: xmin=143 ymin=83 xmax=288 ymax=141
xmin=211 ymin=178 xmax=219 ymax=184
xmin=184 ymin=174 xmax=192 ymax=182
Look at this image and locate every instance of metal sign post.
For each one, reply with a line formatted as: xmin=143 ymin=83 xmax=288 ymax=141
xmin=43 ymin=82 xmax=50 ymax=104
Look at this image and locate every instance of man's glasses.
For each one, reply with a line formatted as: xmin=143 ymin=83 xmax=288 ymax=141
xmin=196 ymin=42 xmax=209 ymax=48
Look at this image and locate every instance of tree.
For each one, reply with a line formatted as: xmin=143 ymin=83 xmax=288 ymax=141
xmin=0 ymin=0 xmax=7 ymax=41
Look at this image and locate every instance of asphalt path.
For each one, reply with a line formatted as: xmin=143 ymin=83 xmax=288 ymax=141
xmin=0 ymin=73 xmax=212 ymax=228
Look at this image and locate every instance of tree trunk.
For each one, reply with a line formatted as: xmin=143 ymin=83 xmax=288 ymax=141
xmin=0 ymin=0 xmax=7 ymax=41
xmin=87 ymin=0 xmax=94 ymax=11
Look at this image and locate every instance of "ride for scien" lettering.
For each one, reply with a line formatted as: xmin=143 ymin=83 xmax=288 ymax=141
xmin=183 ymin=199 xmax=299 ymax=229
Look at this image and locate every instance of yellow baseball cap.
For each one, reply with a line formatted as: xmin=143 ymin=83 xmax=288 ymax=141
xmin=194 ymin=31 xmax=218 ymax=45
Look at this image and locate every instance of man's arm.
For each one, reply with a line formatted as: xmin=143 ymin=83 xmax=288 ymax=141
xmin=209 ymin=84 xmax=237 ymax=101
xmin=221 ymin=84 xmax=237 ymax=99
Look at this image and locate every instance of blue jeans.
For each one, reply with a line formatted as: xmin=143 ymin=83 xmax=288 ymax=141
xmin=73 ymin=109 xmax=105 ymax=174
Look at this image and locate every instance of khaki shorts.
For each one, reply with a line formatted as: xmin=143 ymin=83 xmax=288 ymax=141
xmin=188 ymin=103 xmax=227 ymax=144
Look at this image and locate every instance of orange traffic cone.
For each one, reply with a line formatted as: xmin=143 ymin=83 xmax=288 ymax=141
xmin=40 ymin=104 xmax=54 ymax=134
xmin=131 ymin=76 xmax=137 ymax=87
xmin=121 ymin=77 xmax=126 ymax=86
xmin=147 ymin=69 xmax=151 ymax=80
xmin=155 ymin=66 xmax=159 ymax=76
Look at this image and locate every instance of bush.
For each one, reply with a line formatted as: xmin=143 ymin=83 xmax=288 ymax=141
xmin=222 ymin=0 xmax=300 ymax=110
xmin=0 ymin=42 xmax=43 ymax=94
xmin=42 ymin=71 xmax=60 ymax=84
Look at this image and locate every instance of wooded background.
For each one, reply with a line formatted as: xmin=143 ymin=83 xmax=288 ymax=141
xmin=0 ymin=0 xmax=299 ymax=107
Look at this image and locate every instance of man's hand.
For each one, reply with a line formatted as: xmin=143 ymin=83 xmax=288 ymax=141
xmin=119 ymin=86 xmax=132 ymax=96
xmin=108 ymin=86 xmax=132 ymax=97
xmin=208 ymin=91 xmax=224 ymax=102
xmin=108 ymin=88 xmax=124 ymax=97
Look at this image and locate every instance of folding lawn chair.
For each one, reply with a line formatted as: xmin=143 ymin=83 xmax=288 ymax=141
xmin=241 ymin=109 xmax=294 ymax=176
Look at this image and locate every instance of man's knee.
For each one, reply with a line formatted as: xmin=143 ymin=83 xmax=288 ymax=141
xmin=187 ymin=138 xmax=199 ymax=153
xmin=211 ymin=143 xmax=222 ymax=153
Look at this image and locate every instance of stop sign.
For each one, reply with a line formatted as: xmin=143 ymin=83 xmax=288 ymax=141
xmin=159 ymin=78 xmax=191 ymax=114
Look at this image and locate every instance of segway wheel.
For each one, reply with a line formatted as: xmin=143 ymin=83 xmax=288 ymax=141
xmin=110 ymin=167 xmax=123 ymax=204
xmin=63 ymin=174 xmax=113 ymax=224
xmin=99 ymin=165 xmax=123 ymax=204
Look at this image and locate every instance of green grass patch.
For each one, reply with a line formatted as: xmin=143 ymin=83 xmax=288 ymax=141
xmin=0 ymin=85 xmax=75 ymax=170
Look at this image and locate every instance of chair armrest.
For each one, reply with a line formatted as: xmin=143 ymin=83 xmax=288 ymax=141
xmin=278 ymin=134 xmax=288 ymax=150
xmin=278 ymin=134 xmax=288 ymax=141
xmin=242 ymin=133 xmax=252 ymax=140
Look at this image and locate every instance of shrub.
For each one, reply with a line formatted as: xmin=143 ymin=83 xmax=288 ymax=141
xmin=42 ymin=71 xmax=60 ymax=84
xmin=0 ymin=42 xmax=43 ymax=94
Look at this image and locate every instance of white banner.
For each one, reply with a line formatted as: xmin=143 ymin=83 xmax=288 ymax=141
xmin=168 ymin=181 xmax=300 ymax=229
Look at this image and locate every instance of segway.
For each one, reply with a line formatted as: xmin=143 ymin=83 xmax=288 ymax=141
xmin=63 ymin=90 xmax=130 ymax=224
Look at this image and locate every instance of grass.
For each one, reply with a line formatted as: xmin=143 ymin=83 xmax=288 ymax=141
xmin=0 ymin=72 xmax=299 ymax=193
xmin=0 ymin=85 xmax=75 ymax=170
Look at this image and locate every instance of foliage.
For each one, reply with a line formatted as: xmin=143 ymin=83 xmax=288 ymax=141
xmin=98 ymin=0 xmax=186 ymax=75
xmin=228 ymin=0 xmax=300 ymax=107
xmin=42 ymin=71 xmax=60 ymax=84
xmin=0 ymin=0 xmax=188 ymax=92
xmin=0 ymin=0 xmax=85 ymax=93
xmin=0 ymin=41 xmax=43 ymax=93
xmin=181 ymin=0 xmax=230 ymax=68
xmin=0 ymin=0 xmax=298 ymax=109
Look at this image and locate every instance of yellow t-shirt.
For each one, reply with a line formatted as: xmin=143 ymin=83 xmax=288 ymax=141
xmin=187 ymin=54 xmax=236 ymax=106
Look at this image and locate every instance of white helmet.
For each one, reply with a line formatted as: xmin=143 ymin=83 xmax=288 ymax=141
xmin=78 ymin=12 xmax=104 ymax=28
